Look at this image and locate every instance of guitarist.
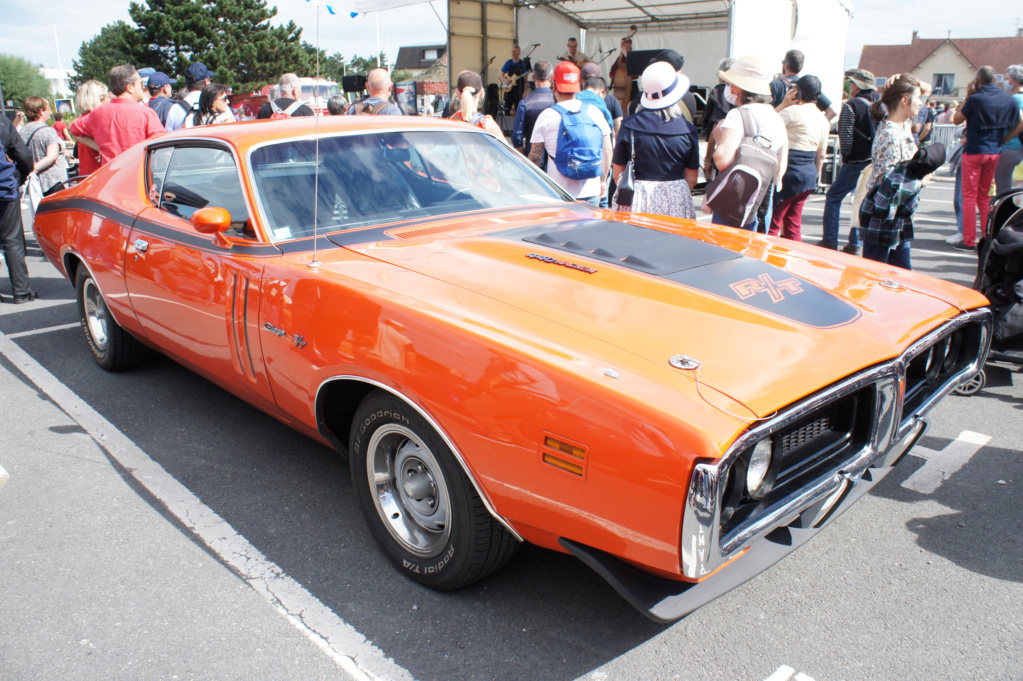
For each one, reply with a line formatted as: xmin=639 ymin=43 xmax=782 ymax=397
xmin=501 ymin=45 xmax=529 ymax=113
xmin=558 ymin=38 xmax=591 ymax=69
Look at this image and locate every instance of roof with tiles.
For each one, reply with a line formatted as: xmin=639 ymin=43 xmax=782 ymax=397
xmin=859 ymin=33 xmax=1023 ymax=79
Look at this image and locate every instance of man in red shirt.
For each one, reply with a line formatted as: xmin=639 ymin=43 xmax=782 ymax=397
xmin=74 ymin=65 xmax=164 ymax=165
xmin=51 ymin=112 xmax=72 ymax=142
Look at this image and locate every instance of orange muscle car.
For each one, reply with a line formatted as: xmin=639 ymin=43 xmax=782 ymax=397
xmin=35 ymin=116 xmax=991 ymax=622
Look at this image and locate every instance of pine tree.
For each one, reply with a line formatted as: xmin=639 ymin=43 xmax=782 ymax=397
xmin=127 ymin=0 xmax=315 ymax=93
xmin=71 ymin=21 xmax=153 ymax=90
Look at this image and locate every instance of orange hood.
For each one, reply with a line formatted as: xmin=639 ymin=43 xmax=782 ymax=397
xmin=338 ymin=214 xmax=987 ymax=416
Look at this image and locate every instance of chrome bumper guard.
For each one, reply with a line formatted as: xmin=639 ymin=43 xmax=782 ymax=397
xmin=681 ymin=307 xmax=992 ymax=580
xmin=560 ymin=309 xmax=990 ymax=624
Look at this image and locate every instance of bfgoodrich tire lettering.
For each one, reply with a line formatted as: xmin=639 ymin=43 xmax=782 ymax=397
xmin=76 ymin=267 xmax=151 ymax=371
xmin=349 ymin=390 xmax=518 ymax=590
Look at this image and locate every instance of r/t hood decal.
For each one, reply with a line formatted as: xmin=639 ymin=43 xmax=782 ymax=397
xmin=501 ymin=219 xmax=861 ymax=329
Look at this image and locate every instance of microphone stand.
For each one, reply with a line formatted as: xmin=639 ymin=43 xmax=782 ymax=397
xmin=478 ymin=56 xmax=495 ymax=76
xmin=596 ymin=47 xmax=617 ymax=66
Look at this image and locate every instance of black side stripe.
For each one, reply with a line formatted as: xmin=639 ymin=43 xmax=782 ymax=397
xmin=39 ymin=196 xmax=280 ymax=257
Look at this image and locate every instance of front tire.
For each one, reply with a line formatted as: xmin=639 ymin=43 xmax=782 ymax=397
xmin=76 ymin=266 xmax=151 ymax=371
xmin=349 ymin=390 xmax=518 ymax=590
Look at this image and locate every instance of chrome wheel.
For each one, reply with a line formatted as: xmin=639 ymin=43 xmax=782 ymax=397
xmin=367 ymin=423 xmax=450 ymax=558
xmin=82 ymin=278 xmax=110 ymax=351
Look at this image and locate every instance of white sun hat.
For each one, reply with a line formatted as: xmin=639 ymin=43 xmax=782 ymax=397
xmin=640 ymin=62 xmax=691 ymax=110
xmin=717 ymin=55 xmax=773 ymax=96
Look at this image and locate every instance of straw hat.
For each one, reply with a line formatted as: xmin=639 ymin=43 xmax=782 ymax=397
xmin=717 ymin=55 xmax=773 ymax=96
xmin=639 ymin=62 xmax=690 ymax=110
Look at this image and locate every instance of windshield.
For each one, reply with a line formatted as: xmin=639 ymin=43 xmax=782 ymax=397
xmin=301 ymin=83 xmax=339 ymax=102
xmin=249 ymin=130 xmax=569 ymax=242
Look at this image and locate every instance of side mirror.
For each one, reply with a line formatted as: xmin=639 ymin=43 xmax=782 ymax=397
xmin=190 ymin=207 xmax=232 ymax=234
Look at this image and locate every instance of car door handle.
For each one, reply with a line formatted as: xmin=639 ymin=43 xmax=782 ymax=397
xmin=133 ymin=239 xmax=149 ymax=252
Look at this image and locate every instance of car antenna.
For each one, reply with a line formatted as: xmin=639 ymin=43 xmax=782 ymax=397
xmin=308 ymin=0 xmax=324 ymax=269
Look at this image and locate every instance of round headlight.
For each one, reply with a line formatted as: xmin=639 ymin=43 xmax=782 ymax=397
xmin=746 ymin=439 xmax=774 ymax=499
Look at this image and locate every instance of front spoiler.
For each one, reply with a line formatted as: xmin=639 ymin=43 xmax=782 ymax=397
xmin=559 ymin=420 xmax=926 ymax=623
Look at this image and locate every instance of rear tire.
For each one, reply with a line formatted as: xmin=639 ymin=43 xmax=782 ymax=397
xmin=76 ymin=266 xmax=151 ymax=371
xmin=349 ymin=390 xmax=518 ymax=590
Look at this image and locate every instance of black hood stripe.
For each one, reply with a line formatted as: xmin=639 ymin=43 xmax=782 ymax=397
xmin=500 ymin=219 xmax=861 ymax=329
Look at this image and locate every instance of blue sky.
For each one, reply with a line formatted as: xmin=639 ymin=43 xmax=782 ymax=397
xmin=2 ymin=0 xmax=1019 ymax=76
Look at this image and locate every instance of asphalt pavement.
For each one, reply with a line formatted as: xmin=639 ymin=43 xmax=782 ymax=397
xmin=0 ymin=172 xmax=1020 ymax=681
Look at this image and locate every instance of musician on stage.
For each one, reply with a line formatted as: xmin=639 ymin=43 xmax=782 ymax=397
xmin=559 ymin=38 xmax=591 ymax=68
xmin=500 ymin=45 xmax=530 ymax=113
xmin=608 ymin=35 xmax=637 ymax=114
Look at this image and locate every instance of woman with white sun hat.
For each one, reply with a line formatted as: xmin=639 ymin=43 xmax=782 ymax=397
xmin=611 ymin=61 xmax=700 ymax=218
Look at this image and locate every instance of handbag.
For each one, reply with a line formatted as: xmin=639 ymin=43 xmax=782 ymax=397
xmin=20 ymin=173 xmax=43 ymax=227
xmin=616 ymin=132 xmax=636 ymax=208
xmin=703 ymin=108 xmax=779 ymax=227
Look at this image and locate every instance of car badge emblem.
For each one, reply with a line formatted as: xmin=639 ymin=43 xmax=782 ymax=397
xmin=729 ymin=273 xmax=803 ymax=303
xmin=263 ymin=323 xmax=307 ymax=348
xmin=526 ymin=253 xmax=597 ymax=274
xmin=880 ymin=280 xmax=905 ymax=291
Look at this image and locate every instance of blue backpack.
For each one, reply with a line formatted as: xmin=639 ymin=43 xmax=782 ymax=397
xmin=550 ymin=102 xmax=603 ymax=180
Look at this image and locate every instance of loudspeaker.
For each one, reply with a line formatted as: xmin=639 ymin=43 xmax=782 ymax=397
xmin=342 ymin=75 xmax=367 ymax=93
xmin=627 ymin=49 xmax=684 ymax=76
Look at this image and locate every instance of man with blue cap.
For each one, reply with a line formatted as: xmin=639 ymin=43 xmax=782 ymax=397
xmin=147 ymin=71 xmax=189 ymax=131
xmin=183 ymin=62 xmax=213 ymax=121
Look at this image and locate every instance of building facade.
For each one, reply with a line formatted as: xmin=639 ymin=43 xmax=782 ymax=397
xmin=859 ymin=30 xmax=1023 ymax=101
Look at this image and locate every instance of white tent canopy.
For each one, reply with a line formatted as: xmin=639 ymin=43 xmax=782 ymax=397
xmin=355 ymin=0 xmax=853 ymax=103
xmin=518 ymin=0 xmax=732 ymax=32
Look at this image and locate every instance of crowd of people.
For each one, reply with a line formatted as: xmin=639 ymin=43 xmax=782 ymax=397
xmin=2 ymin=46 xmax=1023 ymax=304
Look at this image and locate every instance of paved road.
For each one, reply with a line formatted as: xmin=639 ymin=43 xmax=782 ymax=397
xmin=1 ymin=175 xmax=1020 ymax=681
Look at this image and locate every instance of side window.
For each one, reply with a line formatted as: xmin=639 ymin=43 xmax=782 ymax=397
xmin=148 ymin=147 xmax=172 ymax=205
xmin=151 ymin=146 xmax=251 ymax=233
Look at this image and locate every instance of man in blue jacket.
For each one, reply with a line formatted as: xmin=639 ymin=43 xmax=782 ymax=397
xmin=953 ymin=65 xmax=1023 ymax=250
xmin=511 ymin=61 xmax=555 ymax=155
xmin=0 ymin=113 xmax=36 ymax=303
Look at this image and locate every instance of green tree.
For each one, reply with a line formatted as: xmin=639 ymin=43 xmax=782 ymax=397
xmin=322 ymin=52 xmax=347 ymax=84
xmin=347 ymin=53 xmax=385 ymax=76
xmin=128 ymin=0 xmax=315 ymax=93
xmin=0 ymin=53 xmax=54 ymax=108
xmin=71 ymin=21 xmax=153 ymax=90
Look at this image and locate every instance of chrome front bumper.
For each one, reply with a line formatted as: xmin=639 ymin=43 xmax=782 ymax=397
xmin=680 ymin=307 xmax=992 ymax=580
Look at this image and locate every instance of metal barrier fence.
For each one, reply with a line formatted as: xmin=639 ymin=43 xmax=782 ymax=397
xmin=929 ymin=124 xmax=959 ymax=156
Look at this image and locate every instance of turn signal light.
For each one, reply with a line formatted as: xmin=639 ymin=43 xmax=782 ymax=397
xmin=541 ymin=435 xmax=588 ymax=478
xmin=542 ymin=453 xmax=585 ymax=476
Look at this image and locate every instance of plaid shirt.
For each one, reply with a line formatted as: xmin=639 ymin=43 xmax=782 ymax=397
xmin=858 ymin=162 xmax=921 ymax=248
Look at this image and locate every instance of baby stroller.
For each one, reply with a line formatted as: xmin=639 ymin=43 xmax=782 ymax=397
xmin=956 ymin=189 xmax=1023 ymax=394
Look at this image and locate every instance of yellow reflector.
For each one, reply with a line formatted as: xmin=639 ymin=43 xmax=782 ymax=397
xmin=544 ymin=436 xmax=585 ymax=459
xmin=542 ymin=453 xmax=585 ymax=476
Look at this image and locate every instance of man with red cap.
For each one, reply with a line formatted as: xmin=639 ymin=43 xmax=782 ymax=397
xmin=528 ymin=61 xmax=611 ymax=205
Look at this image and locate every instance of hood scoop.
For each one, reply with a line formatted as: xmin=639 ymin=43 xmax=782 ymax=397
xmin=516 ymin=220 xmax=740 ymax=275
xmin=501 ymin=219 xmax=861 ymax=330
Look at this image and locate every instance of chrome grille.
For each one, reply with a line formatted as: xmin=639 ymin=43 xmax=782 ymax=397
xmin=780 ymin=405 xmax=838 ymax=453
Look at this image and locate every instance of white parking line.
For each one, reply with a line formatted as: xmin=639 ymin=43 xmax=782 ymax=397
xmin=5 ymin=322 xmax=80 ymax=339
xmin=903 ymin=431 xmax=991 ymax=494
xmin=0 ymin=331 xmax=414 ymax=681
xmin=763 ymin=665 xmax=816 ymax=681
xmin=911 ymin=248 xmax=978 ymax=260
xmin=0 ymin=462 xmax=9 ymax=492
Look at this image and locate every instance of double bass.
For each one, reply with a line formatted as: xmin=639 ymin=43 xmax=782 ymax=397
xmin=610 ymin=26 xmax=638 ymax=114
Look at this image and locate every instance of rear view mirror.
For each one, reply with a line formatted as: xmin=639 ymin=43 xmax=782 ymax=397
xmin=190 ymin=207 xmax=232 ymax=234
